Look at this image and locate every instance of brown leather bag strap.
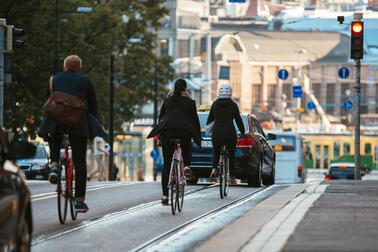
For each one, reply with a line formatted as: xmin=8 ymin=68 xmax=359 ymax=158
xmin=49 ymin=76 xmax=54 ymax=92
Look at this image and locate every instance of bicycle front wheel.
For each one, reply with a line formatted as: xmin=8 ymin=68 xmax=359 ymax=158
xmin=170 ymin=161 xmax=178 ymax=215
xmin=178 ymin=166 xmax=185 ymax=212
xmin=57 ymin=167 xmax=68 ymax=224
xmin=219 ymin=161 xmax=225 ymax=199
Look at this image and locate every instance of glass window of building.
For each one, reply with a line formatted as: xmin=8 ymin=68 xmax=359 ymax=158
xmin=365 ymin=143 xmax=371 ymax=154
xmin=326 ymin=83 xmax=335 ymax=115
xmin=344 ymin=143 xmax=350 ymax=154
xmin=268 ymin=84 xmax=276 ymax=109
xmin=252 ymin=85 xmax=262 ymax=106
xmin=316 ymin=145 xmax=321 ymax=168
xmin=160 ymin=39 xmax=169 ymax=56
xmin=334 ymin=142 xmax=340 ymax=158
xmin=324 ymin=145 xmax=329 ymax=169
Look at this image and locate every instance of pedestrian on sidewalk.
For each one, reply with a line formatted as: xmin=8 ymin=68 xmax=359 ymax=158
xmin=94 ymin=136 xmax=109 ymax=181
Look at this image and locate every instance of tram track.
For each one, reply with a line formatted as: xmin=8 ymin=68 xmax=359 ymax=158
xmin=131 ymin=185 xmax=271 ymax=252
xmin=31 ymin=184 xmax=211 ymax=246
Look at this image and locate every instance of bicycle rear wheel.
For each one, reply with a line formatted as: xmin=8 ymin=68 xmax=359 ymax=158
xmin=178 ymin=163 xmax=185 ymax=212
xmin=57 ymin=166 xmax=68 ymax=224
xmin=66 ymin=159 xmax=77 ymax=221
xmin=170 ymin=160 xmax=178 ymax=215
xmin=224 ymin=155 xmax=230 ymax=197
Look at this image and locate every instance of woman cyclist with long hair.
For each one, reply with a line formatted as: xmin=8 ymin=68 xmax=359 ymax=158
xmin=148 ymin=79 xmax=201 ymax=205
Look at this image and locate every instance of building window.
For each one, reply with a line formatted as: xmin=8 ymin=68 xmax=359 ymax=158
xmin=361 ymin=84 xmax=368 ymax=114
xmin=252 ymin=85 xmax=262 ymax=106
xmin=334 ymin=142 xmax=340 ymax=158
xmin=365 ymin=143 xmax=371 ymax=154
xmin=344 ymin=143 xmax=350 ymax=154
xmin=316 ymin=145 xmax=321 ymax=168
xmin=283 ymin=83 xmax=292 ymax=101
xmin=159 ymin=39 xmax=169 ymax=56
xmin=324 ymin=145 xmax=329 ymax=169
xmin=312 ymin=83 xmax=321 ymax=101
xmin=326 ymin=83 xmax=335 ymax=115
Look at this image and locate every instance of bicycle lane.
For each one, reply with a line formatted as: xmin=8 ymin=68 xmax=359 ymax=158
xmin=31 ymin=185 xmax=279 ymax=251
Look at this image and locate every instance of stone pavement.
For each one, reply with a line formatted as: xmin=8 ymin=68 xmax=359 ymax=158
xmin=197 ymin=180 xmax=378 ymax=252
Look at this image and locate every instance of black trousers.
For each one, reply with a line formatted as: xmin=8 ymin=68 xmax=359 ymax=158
xmin=212 ymin=141 xmax=236 ymax=176
xmin=49 ymin=128 xmax=87 ymax=199
xmin=161 ymin=130 xmax=192 ymax=196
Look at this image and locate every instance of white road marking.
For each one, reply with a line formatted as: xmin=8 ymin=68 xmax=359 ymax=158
xmin=241 ymin=183 xmax=327 ymax=252
xmin=31 ymin=182 xmax=149 ymax=202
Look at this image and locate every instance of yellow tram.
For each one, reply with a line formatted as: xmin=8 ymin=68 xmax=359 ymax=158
xmin=303 ymin=133 xmax=378 ymax=170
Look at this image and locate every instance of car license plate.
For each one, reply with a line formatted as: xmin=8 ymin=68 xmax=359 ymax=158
xmin=201 ymin=140 xmax=213 ymax=148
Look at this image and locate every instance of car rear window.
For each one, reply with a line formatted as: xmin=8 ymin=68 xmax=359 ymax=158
xmin=198 ymin=113 xmax=248 ymax=133
xmin=330 ymin=167 xmax=354 ymax=176
xmin=269 ymin=135 xmax=296 ymax=151
xmin=34 ymin=146 xmax=47 ymax=159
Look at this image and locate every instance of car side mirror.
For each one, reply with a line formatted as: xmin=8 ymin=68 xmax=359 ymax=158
xmin=267 ymin=133 xmax=276 ymax=140
xmin=9 ymin=139 xmax=36 ymax=160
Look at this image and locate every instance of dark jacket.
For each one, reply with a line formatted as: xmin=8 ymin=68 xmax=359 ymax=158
xmin=147 ymin=94 xmax=201 ymax=146
xmin=207 ymin=98 xmax=245 ymax=145
xmin=38 ymin=70 xmax=99 ymax=139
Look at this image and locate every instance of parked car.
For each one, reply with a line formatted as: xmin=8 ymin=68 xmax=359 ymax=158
xmin=17 ymin=145 xmax=49 ymax=180
xmin=325 ymin=162 xmax=356 ymax=180
xmin=190 ymin=110 xmax=276 ymax=187
xmin=0 ymin=132 xmax=36 ymax=251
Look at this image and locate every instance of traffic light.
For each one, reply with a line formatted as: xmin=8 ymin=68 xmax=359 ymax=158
xmin=6 ymin=25 xmax=24 ymax=52
xmin=350 ymin=21 xmax=363 ymax=59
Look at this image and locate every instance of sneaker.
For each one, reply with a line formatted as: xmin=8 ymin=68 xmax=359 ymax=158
xmin=230 ymin=176 xmax=237 ymax=185
xmin=48 ymin=163 xmax=59 ymax=184
xmin=210 ymin=168 xmax=218 ymax=181
xmin=75 ymin=202 xmax=89 ymax=213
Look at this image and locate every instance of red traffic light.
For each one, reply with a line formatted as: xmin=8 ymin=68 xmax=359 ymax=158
xmin=352 ymin=22 xmax=363 ymax=33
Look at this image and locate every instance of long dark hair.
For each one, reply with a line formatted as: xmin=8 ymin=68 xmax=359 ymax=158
xmin=165 ymin=79 xmax=187 ymax=108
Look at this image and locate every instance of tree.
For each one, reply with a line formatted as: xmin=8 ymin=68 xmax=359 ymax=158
xmin=0 ymin=0 xmax=174 ymax=137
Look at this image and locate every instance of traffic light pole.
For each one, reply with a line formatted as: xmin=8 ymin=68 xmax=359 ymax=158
xmin=109 ymin=53 xmax=114 ymax=180
xmin=354 ymin=58 xmax=361 ymax=179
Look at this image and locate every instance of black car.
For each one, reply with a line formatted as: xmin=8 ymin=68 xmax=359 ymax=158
xmin=190 ymin=112 xmax=276 ymax=187
xmin=0 ymin=132 xmax=36 ymax=251
xmin=17 ymin=145 xmax=49 ymax=180
xmin=325 ymin=162 xmax=355 ymax=180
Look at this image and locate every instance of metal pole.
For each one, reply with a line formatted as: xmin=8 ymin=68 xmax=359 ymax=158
xmin=153 ymin=60 xmax=158 ymax=175
xmin=109 ymin=53 xmax=114 ymax=180
xmin=354 ymin=58 xmax=361 ymax=179
xmin=55 ymin=0 xmax=59 ymax=73
xmin=205 ymin=32 xmax=211 ymax=104
xmin=0 ymin=25 xmax=4 ymax=127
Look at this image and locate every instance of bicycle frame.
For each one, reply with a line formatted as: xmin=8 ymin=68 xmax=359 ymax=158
xmin=168 ymin=142 xmax=185 ymax=215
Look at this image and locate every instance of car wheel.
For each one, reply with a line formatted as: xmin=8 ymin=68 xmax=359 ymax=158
xmin=248 ymin=157 xmax=262 ymax=187
xmin=18 ymin=217 xmax=31 ymax=252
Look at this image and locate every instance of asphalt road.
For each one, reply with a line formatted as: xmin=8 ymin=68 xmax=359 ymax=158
xmin=28 ymin=180 xmax=277 ymax=251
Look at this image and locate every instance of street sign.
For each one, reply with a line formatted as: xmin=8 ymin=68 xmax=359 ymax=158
xmin=338 ymin=67 xmax=350 ymax=79
xmin=296 ymin=108 xmax=304 ymax=113
xmin=278 ymin=69 xmax=289 ymax=80
xmin=293 ymin=85 xmax=302 ymax=98
xmin=344 ymin=100 xmax=353 ymax=110
xmin=150 ymin=149 xmax=160 ymax=160
xmin=307 ymin=101 xmax=316 ymax=109
xmin=229 ymin=0 xmax=246 ymax=2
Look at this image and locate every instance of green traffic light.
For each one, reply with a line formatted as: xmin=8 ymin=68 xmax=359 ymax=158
xmin=18 ymin=138 xmax=22 ymax=141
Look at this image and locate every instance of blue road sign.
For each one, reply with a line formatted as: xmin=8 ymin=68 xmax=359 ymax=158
xmin=338 ymin=67 xmax=350 ymax=79
xmin=229 ymin=0 xmax=246 ymax=2
xmin=344 ymin=100 xmax=353 ymax=110
xmin=150 ymin=149 xmax=160 ymax=159
xmin=278 ymin=69 xmax=289 ymax=80
xmin=293 ymin=85 xmax=302 ymax=98
xmin=307 ymin=101 xmax=316 ymax=109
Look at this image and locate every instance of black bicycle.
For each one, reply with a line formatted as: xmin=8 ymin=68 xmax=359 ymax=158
xmin=57 ymin=133 xmax=77 ymax=224
xmin=219 ymin=145 xmax=230 ymax=199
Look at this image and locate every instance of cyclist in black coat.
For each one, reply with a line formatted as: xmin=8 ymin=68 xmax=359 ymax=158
xmin=207 ymin=84 xmax=245 ymax=183
xmin=148 ymin=79 xmax=201 ymax=205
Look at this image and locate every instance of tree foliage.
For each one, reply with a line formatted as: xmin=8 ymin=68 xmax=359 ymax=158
xmin=0 ymin=0 xmax=174 ymax=137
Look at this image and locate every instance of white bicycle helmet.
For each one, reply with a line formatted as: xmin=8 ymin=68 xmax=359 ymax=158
xmin=218 ymin=83 xmax=232 ymax=99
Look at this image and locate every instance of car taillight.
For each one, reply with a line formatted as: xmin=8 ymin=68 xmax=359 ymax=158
xmin=325 ymin=175 xmax=331 ymax=180
xmin=237 ymin=138 xmax=253 ymax=147
xmin=298 ymin=166 xmax=302 ymax=177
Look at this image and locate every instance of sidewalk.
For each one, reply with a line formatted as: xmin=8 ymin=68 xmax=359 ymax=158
xmin=197 ymin=180 xmax=378 ymax=252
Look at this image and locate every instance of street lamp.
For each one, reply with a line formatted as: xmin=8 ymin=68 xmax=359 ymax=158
xmin=109 ymin=38 xmax=141 ymax=180
xmin=54 ymin=1 xmax=92 ymax=73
